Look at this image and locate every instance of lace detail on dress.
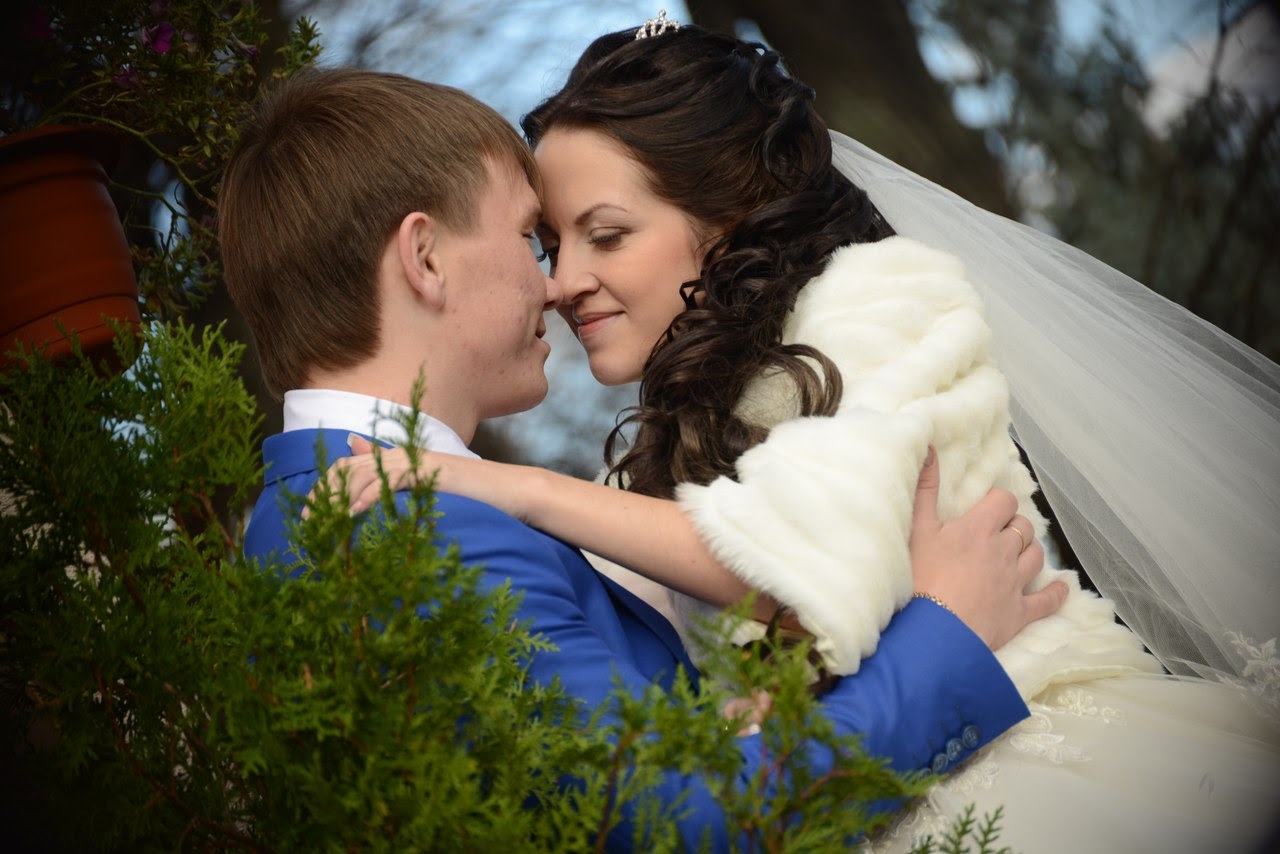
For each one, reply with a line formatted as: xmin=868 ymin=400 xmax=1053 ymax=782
xmin=937 ymin=754 xmax=1000 ymax=796
xmin=1007 ymin=707 xmax=1088 ymax=764
xmin=1037 ymin=685 xmax=1127 ymax=724
xmin=864 ymin=691 xmax=1122 ymax=852
xmin=1225 ymin=632 xmax=1280 ymax=722
xmin=860 ymin=790 xmax=963 ymax=852
xmin=861 ymin=754 xmax=1006 ymax=851
xmin=862 ymin=704 xmax=1097 ymax=851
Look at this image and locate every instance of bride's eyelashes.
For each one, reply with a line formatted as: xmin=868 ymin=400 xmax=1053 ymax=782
xmin=588 ymin=229 xmax=625 ymax=249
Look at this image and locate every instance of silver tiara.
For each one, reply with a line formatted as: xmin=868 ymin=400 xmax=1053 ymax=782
xmin=635 ymin=9 xmax=681 ymax=40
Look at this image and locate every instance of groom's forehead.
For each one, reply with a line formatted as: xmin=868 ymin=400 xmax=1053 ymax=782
xmin=490 ymin=146 xmax=542 ymax=200
xmin=482 ymin=153 xmax=541 ymax=215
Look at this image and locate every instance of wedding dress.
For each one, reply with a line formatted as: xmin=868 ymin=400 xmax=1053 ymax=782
xmin=820 ymin=133 xmax=1280 ymax=851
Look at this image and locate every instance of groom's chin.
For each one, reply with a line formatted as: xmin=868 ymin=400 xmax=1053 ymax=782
xmin=491 ymin=377 xmax=550 ymax=419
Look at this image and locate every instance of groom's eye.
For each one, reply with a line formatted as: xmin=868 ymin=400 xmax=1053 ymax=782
xmin=528 ymin=233 xmax=558 ymax=274
xmin=527 ymin=233 xmax=548 ymax=263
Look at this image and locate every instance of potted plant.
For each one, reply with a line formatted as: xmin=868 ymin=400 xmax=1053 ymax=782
xmin=0 ymin=0 xmax=320 ymax=366
xmin=0 ymin=123 xmax=136 ymax=368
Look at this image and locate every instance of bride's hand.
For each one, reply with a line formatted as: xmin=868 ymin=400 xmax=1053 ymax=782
xmin=310 ymin=435 xmax=535 ymax=522
xmin=909 ymin=447 xmax=1067 ymax=650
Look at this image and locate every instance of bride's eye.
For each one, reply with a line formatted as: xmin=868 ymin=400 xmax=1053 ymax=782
xmin=588 ymin=230 xmax=623 ymax=249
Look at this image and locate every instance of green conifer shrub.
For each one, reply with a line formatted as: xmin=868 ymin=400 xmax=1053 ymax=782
xmin=1 ymin=322 xmax=1012 ymax=852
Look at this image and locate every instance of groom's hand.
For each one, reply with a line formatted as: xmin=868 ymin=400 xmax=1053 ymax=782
xmin=908 ymin=447 xmax=1066 ymax=649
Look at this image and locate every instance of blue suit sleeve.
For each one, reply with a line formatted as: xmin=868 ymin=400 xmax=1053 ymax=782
xmin=427 ymin=493 xmax=1028 ymax=852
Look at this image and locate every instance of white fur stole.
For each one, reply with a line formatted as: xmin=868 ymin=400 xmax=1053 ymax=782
xmin=677 ymin=237 xmax=1158 ymax=698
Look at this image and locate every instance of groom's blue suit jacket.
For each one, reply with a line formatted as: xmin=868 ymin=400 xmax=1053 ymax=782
xmin=245 ymin=429 xmax=1028 ymax=850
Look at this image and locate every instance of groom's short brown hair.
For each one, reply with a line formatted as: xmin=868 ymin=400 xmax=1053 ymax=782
xmin=220 ymin=68 xmax=538 ymax=398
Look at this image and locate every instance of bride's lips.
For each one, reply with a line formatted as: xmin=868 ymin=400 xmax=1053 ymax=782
xmin=573 ymin=311 xmax=620 ymax=341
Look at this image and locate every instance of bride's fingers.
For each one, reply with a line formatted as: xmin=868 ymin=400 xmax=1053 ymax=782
xmin=1023 ymin=579 xmax=1068 ymax=623
xmin=1003 ymin=514 xmax=1034 ymax=558
xmin=346 ymin=434 xmax=377 ymax=456
xmin=1018 ymin=535 xmax=1045 ymax=579
xmin=970 ymin=487 xmax=1019 ymax=535
xmin=350 ymin=481 xmax=383 ymax=515
xmin=347 ymin=456 xmax=445 ymax=513
xmin=307 ymin=444 xmax=450 ymax=518
xmin=308 ymin=458 xmax=377 ymax=515
xmin=304 ymin=458 xmax=355 ymax=518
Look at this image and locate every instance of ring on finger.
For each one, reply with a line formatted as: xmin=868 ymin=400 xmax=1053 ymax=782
xmin=1007 ymin=524 xmax=1028 ymax=553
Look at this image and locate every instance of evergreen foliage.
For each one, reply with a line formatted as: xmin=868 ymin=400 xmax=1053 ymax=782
xmin=0 ymin=323 xmax=1003 ymax=851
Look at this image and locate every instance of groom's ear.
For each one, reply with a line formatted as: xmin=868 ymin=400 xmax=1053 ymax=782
xmin=396 ymin=211 xmax=446 ymax=310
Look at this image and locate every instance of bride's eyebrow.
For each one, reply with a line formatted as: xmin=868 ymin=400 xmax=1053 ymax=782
xmin=574 ymin=202 xmax=628 ymax=227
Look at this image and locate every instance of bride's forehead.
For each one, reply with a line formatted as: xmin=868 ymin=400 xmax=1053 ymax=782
xmin=536 ymin=134 xmax=656 ymax=214
xmin=535 ymin=127 xmax=643 ymax=177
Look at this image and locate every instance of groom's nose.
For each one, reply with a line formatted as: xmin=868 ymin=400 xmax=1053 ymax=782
xmin=543 ymin=270 xmax=563 ymax=310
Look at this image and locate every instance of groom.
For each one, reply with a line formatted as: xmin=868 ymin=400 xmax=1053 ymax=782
xmin=221 ymin=68 xmax=1062 ymax=850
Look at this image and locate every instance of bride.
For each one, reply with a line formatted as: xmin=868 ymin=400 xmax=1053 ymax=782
xmin=329 ymin=16 xmax=1280 ymax=852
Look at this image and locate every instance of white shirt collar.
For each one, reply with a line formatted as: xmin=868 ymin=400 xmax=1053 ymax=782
xmin=281 ymin=389 xmax=477 ymax=459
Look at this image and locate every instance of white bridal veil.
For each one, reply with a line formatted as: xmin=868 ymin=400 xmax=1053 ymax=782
xmin=831 ymin=132 xmax=1280 ymax=699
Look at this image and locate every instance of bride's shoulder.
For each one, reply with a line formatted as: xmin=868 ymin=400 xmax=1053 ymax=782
xmin=797 ymin=236 xmax=980 ymax=317
xmin=825 ymin=235 xmax=965 ymax=277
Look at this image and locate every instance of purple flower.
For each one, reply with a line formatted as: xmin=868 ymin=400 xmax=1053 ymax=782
xmin=141 ymin=22 xmax=175 ymax=55
xmin=228 ymin=35 xmax=260 ymax=61
xmin=113 ymin=67 xmax=142 ymax=90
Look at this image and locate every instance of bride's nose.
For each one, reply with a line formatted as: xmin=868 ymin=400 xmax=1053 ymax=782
xmin=554 ymin=255 xmax=600 ymax=305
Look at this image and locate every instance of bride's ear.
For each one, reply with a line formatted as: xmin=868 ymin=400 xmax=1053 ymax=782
xmin=396 ymin=211 xmax=445 ymax=309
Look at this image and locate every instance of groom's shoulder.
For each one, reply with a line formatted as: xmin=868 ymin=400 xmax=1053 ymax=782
xmin=430 ymin=490 xmax=527 ymax=534
xmin=430 ymin=491 xmax=573 ymax=558
xmin=246 ymin=427 xmax=590 ymax=585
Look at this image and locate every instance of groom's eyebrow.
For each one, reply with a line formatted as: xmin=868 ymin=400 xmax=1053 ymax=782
xmin=520 ymin=201 xmax=541 ymax=231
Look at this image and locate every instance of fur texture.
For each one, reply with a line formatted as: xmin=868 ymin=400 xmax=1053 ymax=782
xmin=676 ymin=237 xmax=1159 ymax=697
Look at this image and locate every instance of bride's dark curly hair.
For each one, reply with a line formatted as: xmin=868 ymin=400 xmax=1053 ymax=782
xmin=523 ymin=26 xmax=894 ymax=498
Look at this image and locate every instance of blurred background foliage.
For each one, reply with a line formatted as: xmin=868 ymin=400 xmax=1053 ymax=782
xmin=23 ymin=0 xmax=1278 ymax=478
xmin=267 ymin=0 xmax=1280 ymax=477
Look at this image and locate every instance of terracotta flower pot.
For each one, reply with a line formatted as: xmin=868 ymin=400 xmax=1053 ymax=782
xmin=0 ymin=124 xmax=140 ymax=370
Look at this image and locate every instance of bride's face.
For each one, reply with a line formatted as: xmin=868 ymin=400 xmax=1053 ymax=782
xmin=534 ymin=127 xmax=706 ymax=386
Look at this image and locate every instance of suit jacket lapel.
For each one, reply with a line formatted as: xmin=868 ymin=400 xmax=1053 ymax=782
xmin=593 ymin=570 xmax=697 ymax=675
